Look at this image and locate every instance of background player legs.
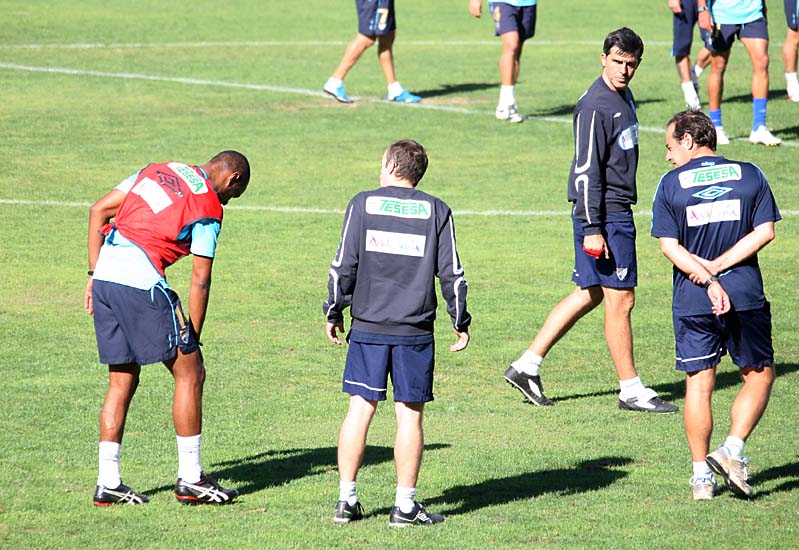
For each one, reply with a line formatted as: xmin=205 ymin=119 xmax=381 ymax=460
xmin=394 ymin=401 xmax=424 ymax=488
xmin=684 ymin=367 xmax=716 ymax=461
xmin=740 ymin=38 xmax=770 ymax=108
xmin=783 ymin=26 xmax=799 ymax=100
xmin=527 ymin=286 xmax=604 ymax=357
xmin=602 ymin=287 xmax=637 ymax=381
xmin=338 ymin=395 xmax=378 ymax=482
xmin=377 ymin=31 xmax=398 ymax=87
xmin=165 ymin=351 xmax=205 ymax=437
xmin=332 ymin=33 xmax=376 ymax=82
xmin=728 ymin=366 xmax=774 ymax=441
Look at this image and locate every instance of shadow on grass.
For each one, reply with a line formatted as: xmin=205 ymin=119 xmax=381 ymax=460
xmin=368 ymin=456 xmax=633 ymax=517
xmin=750 ymin=458 xmax=799 ymax=498
xmin=145 ymin=444 xmax=449 ymax=496
xmin=549 ymin=362 xmax=799 ymax=404
xmin=414 ymin=82 xmax=496 ymax=98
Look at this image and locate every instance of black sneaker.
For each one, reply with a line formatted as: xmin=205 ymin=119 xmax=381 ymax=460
xmin=504 ymin=366 xmax=554 ymax=406
xmin=174 ymin=472 xmax=239 ymax=505
xmin=618 ymin=389 xmax=678 ymax=414
xmin=388 ymin=502 xmax=444 ymax=527
xmin=333 ymin=500 xmax=364 ymax=523
xmin=93 ymin=483 xmax=149 ymax=506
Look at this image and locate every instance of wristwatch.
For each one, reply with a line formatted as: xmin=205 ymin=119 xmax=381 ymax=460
xmin=703 ymin=275 xmax=719 ymax=288
xmin=697 ymin=6 xmax=708 ymax=12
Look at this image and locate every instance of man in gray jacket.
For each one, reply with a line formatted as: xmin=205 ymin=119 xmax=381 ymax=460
xmin=324 ymin=139 xmax=470 ymax=527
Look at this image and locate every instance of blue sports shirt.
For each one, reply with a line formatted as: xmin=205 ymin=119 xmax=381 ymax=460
xmin=651 ymin=156 xmax=780 ymax=316
xmin=710 ymin=0 xmax=763 ymax=24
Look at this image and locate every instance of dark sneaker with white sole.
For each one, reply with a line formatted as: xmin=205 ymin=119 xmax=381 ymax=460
xmin=618 ymin=388 xmax=678 ymax=414
xmin=388 ymin=502 xmax=444 ymax=526
xmin=504 ymin=366 xmax=554 ymax=406
xmin=93 ymin=483 xmax=149 ymax=506
xmin=333 ymin=500 xmax=364 ymax=523
xmin=175 ymin=472 xmax=239 ymax=505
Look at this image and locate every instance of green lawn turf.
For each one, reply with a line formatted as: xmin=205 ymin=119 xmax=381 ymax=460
xmin=1 ymin=1 xmax=797 ymax=547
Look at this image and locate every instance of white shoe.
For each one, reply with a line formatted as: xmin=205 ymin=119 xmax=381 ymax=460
xmin=788 ymin=86 xmax=799 ymax=103
xmin=714 ymin=126 xmax=730 ymax=145
xmin=496 ymin=104 xmax=524 ymax=123
xmin=748 ymin=125 xmax=782 ymax=146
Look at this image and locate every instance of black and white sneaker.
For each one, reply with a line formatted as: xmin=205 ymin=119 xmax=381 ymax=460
xmin=174 ymin=472 xmax=239 ymax=505
xmin=333 ymin=500 xmax=364 ymax=523
xmin=618 ymin=388 xmax=678 ymax=414
xmin=504 ymin=366 xmax=554 ymax=406
xmin=388 ymin=502 xmax=444 ymax=527
xmin=93 ymin=483 xmax=149 ymax=506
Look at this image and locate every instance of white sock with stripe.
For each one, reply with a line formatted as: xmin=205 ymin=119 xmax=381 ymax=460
xmin=97 ymin=441 xmax=122 ymax=489
xmin=177 ymin=434 xmax=202 ymax=484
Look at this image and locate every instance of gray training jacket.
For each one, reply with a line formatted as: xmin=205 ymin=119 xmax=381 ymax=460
xmin=324 ymin=185 xmax=471 ymax=337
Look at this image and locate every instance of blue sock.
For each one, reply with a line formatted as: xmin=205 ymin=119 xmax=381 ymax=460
xmin=709 ymin=109 xmax=723 ymax=128
xmin=752 ymin=98 xmax=767 ymax=130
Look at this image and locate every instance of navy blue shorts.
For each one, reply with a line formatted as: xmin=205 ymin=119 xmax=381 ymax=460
xmin=672 ymin=0 xmax=710 ymax=57
xmin=489 ymin=2 xmax=536 ymax=40
xmin=786 ymin=0 xmax=799 ymax=31
xmin=92 ymin=280 xmax=182 ymax=366
xmin=356 ymin=0 xmax=396 ymax=37
xmin=571 ymin=210 xmax=637 ymax=289
xmin=673 ymin=303 xmax=774 ymax=373
xmin=705 ymin=17 xmax=768 ymax=52
xmin=342 ymin=330 xmax=435 ymax=403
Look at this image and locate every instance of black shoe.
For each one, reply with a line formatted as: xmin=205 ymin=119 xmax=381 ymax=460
xmin=388 ymin=502 xmax=444 ymax=526
xmin=333 ymin=500 xmax=364 ymax=523
xmin=93 ymin=483 xmax=149 ymax=506
xmin=618 ymin=389 xmax=678 ymax=414
xmin=504 ymin=366 xmax=554 ymax=406
xmin=174 ymin=472 xmax=239 ymax=505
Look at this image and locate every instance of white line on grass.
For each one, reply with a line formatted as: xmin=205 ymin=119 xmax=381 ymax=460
xmin=2 ymin=61 xmax=795 ymax=147
xmin=2 ymin=199 xmax=798 ymax=218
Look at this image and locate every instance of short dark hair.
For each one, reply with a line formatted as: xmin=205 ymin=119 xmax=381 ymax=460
xmin=209 ymin=150 xmax=251 ymax=190
xmin=668 ymin=110 xmax=717 ymax=150
xmin=385 ymin=140 xmax=429 ymax=186
xmin=603 ymin=27 xmax=644 ymax=62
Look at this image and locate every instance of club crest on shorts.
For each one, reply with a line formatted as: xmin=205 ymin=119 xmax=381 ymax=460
xmin=616 ymin=267 xmax=629 ymax=281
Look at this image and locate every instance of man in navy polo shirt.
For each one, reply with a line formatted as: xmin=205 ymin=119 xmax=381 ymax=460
xmin=652 ymin=110 xmax=779 ymax=500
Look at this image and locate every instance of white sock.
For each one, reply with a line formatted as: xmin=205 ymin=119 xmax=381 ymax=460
xmin=325 ymin=77 xmax=343 ymax=89
xmin=786 ymin=72 xmax=799 ymax=87
xmin=97 ymin=441 xmax=122 ymax=488
xmin=388 ymin=81 xmax=404 ymax=98
xmin=499 ymin=85 xmax=516 ymax=107
xmin=395 ymin=485 xmax=416 ymax=513
xmin=681 ymin=81 xmax=701 ymax=107
xmin=693 ymin=64 xmax=704 ymax=78
xmin=512 ymin=350 xmax=543 ymax=376
xmin=176 ymin=434 xmax=202 ymax=483
xmin=619 ymin=376 xmax=645 ymax=400
xmin=693 ymin=460 xmax=712 ymax=478
xmin=723 ymin=436 xmax=745 ymax=459
xmin=339 ymin=480 xmax=357 ymax=505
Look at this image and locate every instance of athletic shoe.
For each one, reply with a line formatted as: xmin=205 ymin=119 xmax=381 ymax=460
xmin=93 ymin=483 xmax=149 ymax=506
xmin=689 ymin=475 xmax=718 ymax=501
xmin=333 ymin=500 xmax=364 ymax=524
xmin=706 ymin=446 xmax=753 ymax=498
xmin=690 ymin=68 xmax=700 ymax=92
xmin=388 ymin=90 xmax=421 ymax=103
xmin=504 ymin=366 xmax=554 ymax=406
xmin=323 ymin=82 xmax=353 ymax=104
xmin=683 ymin=91 xmax=701 ymax=111
xmin=495 ymin=104 xmax=524 ymax=123
xmin=618 ymin=388 xmax=678 ymax=414
xmin=388 ymin=502 xmax=444 ymax=527
xmin=714 ymin=126 xmax=730 ymax=145
xmin=748 ymin=126 xmax=782 ymax=146
xmin=174 ymin=472 xmax=239 ymax=505
xmin=787 ymin=86 xmax=799 ymax=102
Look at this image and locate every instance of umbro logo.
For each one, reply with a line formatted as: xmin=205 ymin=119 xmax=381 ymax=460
xmin=692 ymin=186 xmax=733 ymax=200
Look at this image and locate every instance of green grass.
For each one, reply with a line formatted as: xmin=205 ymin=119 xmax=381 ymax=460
xmin=1 ymin=0 xmax=798 ymax=547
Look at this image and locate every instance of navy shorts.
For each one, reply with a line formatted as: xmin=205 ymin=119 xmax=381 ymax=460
xmin=489 ymin=2 xmax=536 ymax=40
xmin=571 ymin=210 xmax=637 ymax=289
xmin=672 ymin=0 xmax=710 ymax=57
xmin=92 ymin=280 xmax=182 ymax=366
xmin=705 ymin=17 xmax=768 ymax=52
xmin=786 ymin=0 xmax=799 ymax=31
xmin=673 ymin=303 xmax=774 ymax=373
xmin=356 ymin=0 xmax=396 ymax=37
xmin=342 ymin=330 xmax=435 ymax=403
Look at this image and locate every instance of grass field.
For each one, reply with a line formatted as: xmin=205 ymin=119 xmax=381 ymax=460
xmin=1 ymin=1 xmax=798 ymax=547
